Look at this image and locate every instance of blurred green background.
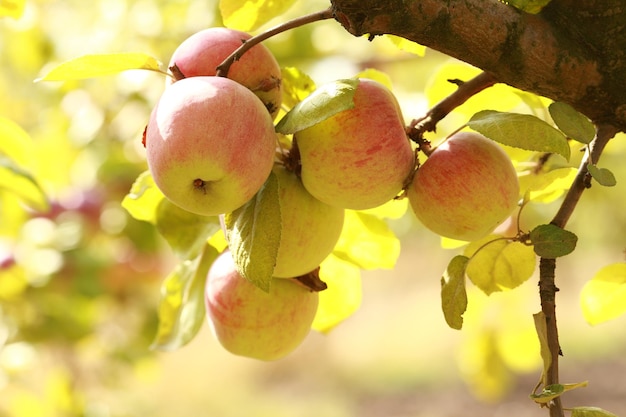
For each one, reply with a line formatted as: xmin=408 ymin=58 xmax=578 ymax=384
xmin=1 ymin=0 xmax=625 ymax=416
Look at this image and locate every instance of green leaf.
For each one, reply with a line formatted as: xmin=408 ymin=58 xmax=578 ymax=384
xmin=503 ymin=0 xmax=552 ymax=14
xmin=312 ymin=254 xmax=362 ymax=333
xmin=281 ymin=67 xmax=316 ymax=110
xmin=530 ymin=381 xmax=588 ymax=404
xmin=581 ymin=263 xmax=626 ymax=325
xmin=121 ymin=171 xmax=165 ymax=224
xmin=0 ymin=156 xmax=49 ymax=212
xmin=572 ymin=407 xmax=619 ymax=417
xmin=587 ymin=164 xmax=617 ymax=187
xmin=530 ymin=224 xmax=578 ymax=258
xmin=220 ymin=0 xmax=297 ymax=31
xmin=332 ymin=211 xmax=401 ymax=270
xmin=548 ymin=102 xmax=595 ymax=144
xmin=468 ymin=110 xmax=570 ymax=160
xmin=0 ymin=0 xmax=25 ymax=18
xmin=151 ymin=244 xmax=219 ymax=351
xmin=464 ymin=236 xmax=536 ymax=295
xmin=441 ymin=255 xmax=469 ymax=330
xmin=36 ymin=53 xmax=162 ymax=82
xmin=224 ymin=172 xmax=281 ymax=292
xmin=530 ymin=384 xmax=564 ymax=403
xmin=155 ymin=199 xmax=221 ymax=260
xmin=533 ymin=312 xmax=551 ymax=387
xmin=276 ymin=78 xmax=359 ymax=135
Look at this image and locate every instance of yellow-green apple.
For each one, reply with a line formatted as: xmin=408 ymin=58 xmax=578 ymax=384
xmin=272 ymin=164 xmax=344 ymax=278
xmin=145 ymin=76 xmax=276 ymax=216
xmin=168 ymin=27 xmax=282 ymax=118
xmin=205 ymin=250 xmax=319 ymax=360
xmin=293 ymin=78 xmax=414 ymax=210
xmin=408 ymin=131 xmax=520 ymax=241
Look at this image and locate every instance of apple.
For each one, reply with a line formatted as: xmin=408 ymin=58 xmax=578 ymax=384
xmin=205 ymin=251 xmax=319 ymax=360
xmin=294 ymin=78 xmax=414 ymax=210
xmin=407 ymin=131 xmax=520 ymax=241
xmin=272 ymin=164 xmax=344 ymax=278
xmin=168 ymin=27 xmax=282 ymax=118
xmin=145 ymin=76 xmax=276 ymax=216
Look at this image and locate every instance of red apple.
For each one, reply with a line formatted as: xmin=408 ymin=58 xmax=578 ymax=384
xmin=294 ymin=79 xmax=414 ymax=210
xmin=408 ymin=131 xmax=520 ymax=241
xmin=168 ymin=27 xmax=282 ymax=118
xmin=145 ymin=76 xmax=276 ymax=216
xmin=205 ymin=251 xmax=318 ymax=360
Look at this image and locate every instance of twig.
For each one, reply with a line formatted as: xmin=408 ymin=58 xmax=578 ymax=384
xmin=539 ymin=122 xmax=618 ymax=417
xmin=216 ymin=8 xmax=335 ymax=78
xmin=406 ymin=71 xmax=497 ymax=154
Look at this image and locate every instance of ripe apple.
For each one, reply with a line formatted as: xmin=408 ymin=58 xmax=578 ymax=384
xmin=145 ymin=76 xmax=276 ymax=216
xmin=408 ymin=131 xmax=520 ymax=241
xmin=168 ymin=27 xmax=282 ymax=118
xmin=205 ymin=251 xmax=319 ymax=361
xmin=272 ymin=164 xmax=344 ymax=278
xmin=294 ymin=78 xmax=414 ymax=210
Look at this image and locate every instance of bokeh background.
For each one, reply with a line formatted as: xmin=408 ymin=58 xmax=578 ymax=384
xmin=1 ymin=0 xmax=625 ymax=416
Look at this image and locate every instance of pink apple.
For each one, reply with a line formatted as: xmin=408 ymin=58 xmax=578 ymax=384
xmin=408 ymin=131 xmax=520 ymax=241
xmin=168 ymin=27 xmax=282 ymax=118
xmin=205 ymin=251 xmax=319 ymax=360
xmin=294 ymin=78 xmax=414 ymax=210
xmin=145 ymin=76 xmax=276 ymax=216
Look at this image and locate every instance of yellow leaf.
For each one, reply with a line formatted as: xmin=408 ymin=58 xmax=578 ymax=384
xmin=333 ymin=211 xmax=401 ymax=270
xmin=0 ymin=117 xmax=33 ymax=166
xmin=355 ymin=68 xmax=394 ymax=91
xmin=312 ymin=254 xmax=361 ymax=333
xmin=384 ymin=34 xmax=426 ymax=56
xmin=36 ymin=53 xmax=162 ymax=82
xmin=220 ymin=0 xmax=297 ymax=31
xmin=360 ymin=198 xmax=407 ymax=219
xmin=521 ymin=167 xmax=577 ymax=203
xmin=0 ymin=0 xmax=25 ymax=18
xmin=121 ymin=171 xmax=165 ymax=224
xmin=464 ymin=236 xmax=536 ymax=294
xmin=426 ymin=62 xmax=522 ymax=118
xmin=580 ymin=263 xmax=626 ymax=325
xmin=281 ymin=66 xmax=316 ymax=110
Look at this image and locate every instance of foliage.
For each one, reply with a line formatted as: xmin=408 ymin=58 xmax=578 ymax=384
xmin=1 ymin=0 xmax=625 ymax=416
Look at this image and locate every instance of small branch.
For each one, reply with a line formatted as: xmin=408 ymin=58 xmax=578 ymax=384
xmin=551 ymin=123 xmax=619 ymax=228
xmin=216 ymin=8 xmax=334 ymax=78
xmin=406 ymin=71 xmax=497 ymax=153
xmin=538 ymin=123 xmax=618 ymax=417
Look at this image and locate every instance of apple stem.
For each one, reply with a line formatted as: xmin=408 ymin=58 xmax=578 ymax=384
xmin=216 ymin=8 xmax=335 ymax=78
xmin=538 ymin=122 xmax=617 ymax=417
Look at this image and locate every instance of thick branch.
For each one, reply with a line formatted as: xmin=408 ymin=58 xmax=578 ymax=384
xmin=331 ymin=0 xmax=626 ymax=130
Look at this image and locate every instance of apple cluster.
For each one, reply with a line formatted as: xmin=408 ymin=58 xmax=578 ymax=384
xmin=143 ymin=27 xmax=521 ymax=361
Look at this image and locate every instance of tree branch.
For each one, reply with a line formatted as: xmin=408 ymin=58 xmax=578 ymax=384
xmin=330 ymin=0 xmax=626 ymax=131
xmin=538 ymin=123 xmax=618 ymax=417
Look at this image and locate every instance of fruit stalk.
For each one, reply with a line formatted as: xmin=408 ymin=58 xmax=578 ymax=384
xmin=216 ymin=8 xmax=334 ymax=78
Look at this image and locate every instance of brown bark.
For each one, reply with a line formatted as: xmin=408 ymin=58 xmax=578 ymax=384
xmin=330 ymin=0 xmax=626 ymax=131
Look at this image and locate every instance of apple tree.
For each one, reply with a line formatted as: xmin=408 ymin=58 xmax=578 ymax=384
xmin=2 ymin=0 xmax=626 ymax=416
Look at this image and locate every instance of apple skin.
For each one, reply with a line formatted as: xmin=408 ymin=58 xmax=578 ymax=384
xmin=408 ymin=131 xmax=520 ymax=241
xmin=205 ymin=251 xmax=319 ymax=361
xmin=168 ymin=27 xmax=282 ymax=118
xmin=294 ymin=78 xmax=414 ymax=210
xmin=272 ymin=165 xmax=344 ymax=278
xmin=146 ymin=76 xmax=276 ymax=216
